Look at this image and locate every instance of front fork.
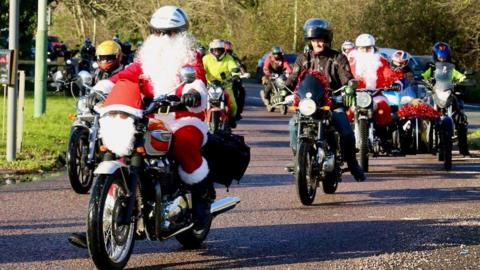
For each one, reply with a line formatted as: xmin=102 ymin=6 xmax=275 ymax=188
xmin=87 ymin=115 xmax=99 ymax=165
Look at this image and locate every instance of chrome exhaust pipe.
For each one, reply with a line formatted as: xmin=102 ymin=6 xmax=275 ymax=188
xmin=211 ymin=196 xmax=240 ymax=216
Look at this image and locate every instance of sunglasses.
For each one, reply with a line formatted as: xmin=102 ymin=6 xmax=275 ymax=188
xmin=97 ymin=55 xmax=117 ymax=62
xmin=150 ymin=27 xmax=177 ymax=36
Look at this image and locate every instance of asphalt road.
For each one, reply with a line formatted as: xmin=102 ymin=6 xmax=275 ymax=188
xmin=1 ymin=82 xmax=480 ymax=270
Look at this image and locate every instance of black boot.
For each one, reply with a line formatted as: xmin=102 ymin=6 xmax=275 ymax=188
xmin=348 ymin=160 xmax=366 ymax=182
xmin=457 ymin=126 xmax=471 ymax=157
xmin=191 ymin=181 xmax=215 ymax=229
xmin=68 ymin=232 xmax=87 ymax=249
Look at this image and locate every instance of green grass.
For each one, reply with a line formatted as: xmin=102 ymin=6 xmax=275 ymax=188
xmin=468 ymin=128 xmax=480 ymax=150
xmin=0 ymin=91 xmax=76 ymax=175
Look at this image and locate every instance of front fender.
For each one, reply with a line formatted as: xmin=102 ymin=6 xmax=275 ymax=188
xmin=94 ymin=160 xmax=129 ymax=175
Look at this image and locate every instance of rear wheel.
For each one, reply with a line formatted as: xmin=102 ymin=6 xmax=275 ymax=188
xmin=295 ymin=141 xmax=317 ymax=205
xmin=67 ymin=128 xmax=94 ymax=194
xmin=322 ymin=167 xmax=339 ymax=194
xmin=358 ymin=118 xmax=369 ymax=172
xmin=87 ymin=172 xmax=135 ymax=270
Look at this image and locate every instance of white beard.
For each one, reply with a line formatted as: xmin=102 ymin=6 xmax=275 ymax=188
xmin=139 ymin=33 xmax=196 ymax=98
xmin=353 ymin=50 xmax=382 ymax=89
xmin=99 ymin=115 xmax=136 ymax=157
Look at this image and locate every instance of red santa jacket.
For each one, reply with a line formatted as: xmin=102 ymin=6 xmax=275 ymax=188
xmin=263 ymin=54 xmax=293 ymax=76
xmin=349 ymin=53 xmax=402 ymax=89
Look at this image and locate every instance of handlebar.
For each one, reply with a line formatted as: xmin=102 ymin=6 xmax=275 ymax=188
xmin=143 ymin=95 xmax=182 ymax=116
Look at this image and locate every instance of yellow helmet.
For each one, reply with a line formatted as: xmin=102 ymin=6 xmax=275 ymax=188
xmin=96 ymin=40 xmax=121 ymax=56
xmin=96 ymin=40 xmax=122 ymax=71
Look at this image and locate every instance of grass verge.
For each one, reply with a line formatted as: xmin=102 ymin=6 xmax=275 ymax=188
xmin=0 ymin=91 xmax=76 ymax=181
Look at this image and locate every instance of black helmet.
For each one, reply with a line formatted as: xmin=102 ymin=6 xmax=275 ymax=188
xmin=303 ymin=18 xmax=332 ymax=43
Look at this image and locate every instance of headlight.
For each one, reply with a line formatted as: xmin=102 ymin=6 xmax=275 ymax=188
xmin=76 ymin=96 xmax=89 ymax=113
xmin=356 ymin=92 xmax=372 ymax=108
xmin=274 ymin=77 xmax=286 ymax=88
xmin=208 ymin=87 xmax=223 ymax=100
xmin=53 ymin=70 xmax=63 ymax=82
xmin=298 ymin=98 xmax=316 ymax=116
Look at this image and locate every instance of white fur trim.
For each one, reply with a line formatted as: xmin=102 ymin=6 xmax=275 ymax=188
xmin=182 ymin=79 xmax=208 ymax=113
xmin=98 ymin=104 xmax=143 ymax=118
xmin=161 ymin=114 xmax=209 ymax=146
xmin=178 ymin=157 xmax=209 ymax=185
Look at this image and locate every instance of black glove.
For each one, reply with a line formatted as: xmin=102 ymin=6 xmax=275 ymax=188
xmin=181 ymin=91 xmax=201 ymax=107
xmin=391 ymin=82 xmax=402 ymax=91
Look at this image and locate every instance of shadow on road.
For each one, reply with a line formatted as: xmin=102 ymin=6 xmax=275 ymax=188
xmin=130 ymin=217 xmax=480 ymax=270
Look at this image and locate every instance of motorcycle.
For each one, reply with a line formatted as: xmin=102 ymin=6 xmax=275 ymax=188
xmin=51 ymin=61 xmax=92 ymax=97
xmin=260 ymin=73 xmax=293 ymax=115
xmin=206 ymin=69 xmax=249 ymax=133
xmin=86 ymin=67 xmax=241 ymax=269
xmin=354 ymin=85 xmax=398 ymax=172
xmin=294 ymin=73 xmax=344 ymax=205
xmin=206 ymin=80 xmax=230 ymax=133
xmin=66 ymin=82 xmax=105 ymax=194
xmin=420 ymin=62 xmax=474 ymax=170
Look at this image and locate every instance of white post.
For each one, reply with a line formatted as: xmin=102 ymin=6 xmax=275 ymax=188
xmin=16 ymin=70 xmax=25 ymax=152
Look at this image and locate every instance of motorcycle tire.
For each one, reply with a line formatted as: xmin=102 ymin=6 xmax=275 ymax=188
xmin=267 ymin=104 xmax=275 ymax=112
xmin=209 ymin=111 xmax=221 ymax=133
xmin=87 ymin=172 xmax=135 ymax=270
xmin=358 ymin=119 xmax=369 ymax=173
xmin=295 ymin=141 xmax=317 ymax=205
xmin=176 ymin=216 xmax=212 ymax=249
xmin=280 ymin=105 xmax=288 ymax=115
xmin=441 ymin=126 xmax=453 ymax=171
xmin=322 ymin=167 xmax=339 ymax=194
xmin=67 ymin=128 xmax=94 ymax=194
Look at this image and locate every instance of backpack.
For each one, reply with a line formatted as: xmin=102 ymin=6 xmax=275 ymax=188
xmin=202 ymin=131 xmax=250 ymax=188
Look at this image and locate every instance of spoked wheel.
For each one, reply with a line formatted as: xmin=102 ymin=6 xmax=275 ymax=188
xmin=87 ymin=172 xmax=135 ymax=270
xmin=295 ymin=141 xmax=317 ymax=205
xmin=358 ymin=118 xmax=369 ymax=172
xmin=67 ymin=128 xmax=94 ymax=194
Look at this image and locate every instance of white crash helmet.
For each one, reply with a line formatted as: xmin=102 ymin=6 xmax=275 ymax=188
xmin=355 ymin=33 xmax=375 ymax=47
xmin=149 ymin=5 xmax=189 ymax=32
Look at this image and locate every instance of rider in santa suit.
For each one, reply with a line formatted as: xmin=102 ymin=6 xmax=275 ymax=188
xmin=348 ymin=34 xmax=403 ymax=150
xmin=68 ymin=5 xmax=213 ymax=249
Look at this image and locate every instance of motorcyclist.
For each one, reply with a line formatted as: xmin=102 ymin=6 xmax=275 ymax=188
xmin=92 ymin=40 xmax=124 ymax=85
xmin=80 ymin=37 xmax=96 ymax=62
xmin=390 ymin=50 xmax=417 ymax=103
xmin=68 ymin=5 xmax=212 ymax=249
xmin=341 ymin=40 xmax=355 ymax=58
xmin=261 ymin=46 xmax=293 ymax=106
xmin=121 ymin=41 xmax=134 ymax=65
xmin=202 ymin=39 xmax=240 ymax=127
xmin=348 ymin=33 xmax=403 ymax=153
xmin=224 ymin=40 xmax=248 ymax=120
xmin=78 ymin=38 xmax=96 ymax=72
xmin=422 ymin=42 xmax=470 ymax=156
xmin=285 ymin=18 xmax=365 ymax=182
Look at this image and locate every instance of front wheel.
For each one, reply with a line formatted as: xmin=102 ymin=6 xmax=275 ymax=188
xmin=295 ymin=141 xmax=317 ymax=205
xmin=209 ymin=110 xmax=221 ymax=133
xmin=67 ymin=128 xmax=94 ymax=194
xmin=440 ymin=119 xmax=453 ymax=170
xmin=358 ymin=118 xmax=369 ymax=172
xmin=87 ymin=172 xmax=135 ymax=270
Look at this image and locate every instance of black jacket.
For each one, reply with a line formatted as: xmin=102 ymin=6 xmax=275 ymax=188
xmin=286 ymin=47 xmax=353 ymax=92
